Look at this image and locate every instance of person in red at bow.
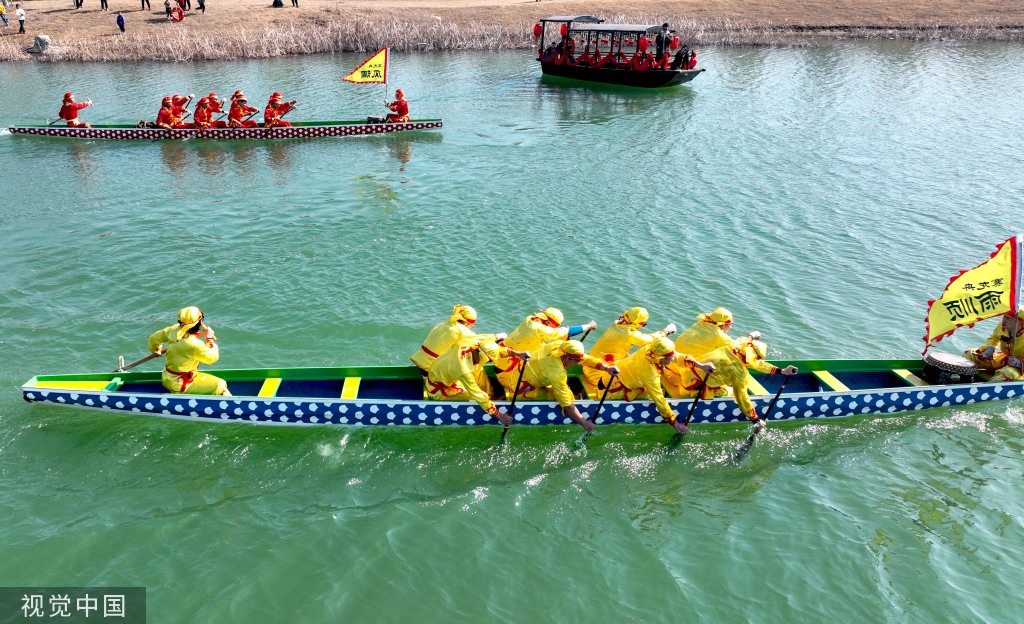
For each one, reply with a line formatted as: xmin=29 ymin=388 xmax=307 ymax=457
xmin=385 ymin=88 xmax=410 ymax=123
xmin=155 ymin=97 xmax=176 ymax=129
xmin=228 ymin=92 xmax=260 ymax=128
xmin=206 ymin=92 xmax=227 ymax=128
xmin=58 ymin=92 xmax=93 ymax=128
xmin=191 ymin=97 xmax=213 ymax=129
xmin=264 ymin=92 xmax=296 ymax=128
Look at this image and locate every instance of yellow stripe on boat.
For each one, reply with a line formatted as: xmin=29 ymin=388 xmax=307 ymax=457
xmin=745 ymin=373 xmax=770 ymax=396
xmin=813 ymin=370 xmax=850 ymax=392
xmin=341 ymin=377 xmax=360 ymax=399
xmin=258 ymin=377 xmax=282 ymax=397
xmin=32 ymin=380 xmax=113 ymax=391
xmin=893 ymin=369 xmax=929 ymax=387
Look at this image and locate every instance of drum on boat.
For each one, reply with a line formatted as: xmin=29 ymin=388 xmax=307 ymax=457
xmin=922 ymin=352 xmax=977 ymax=385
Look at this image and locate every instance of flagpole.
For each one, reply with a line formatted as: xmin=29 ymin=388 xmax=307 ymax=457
xmin=1011 ymin=234 xmax=1024 ymax=360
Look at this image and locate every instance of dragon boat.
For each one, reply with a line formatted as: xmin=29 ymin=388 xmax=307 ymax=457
xmin=534 ymin=16 xmax=705 ymax=88
xmin=20 ymin=355 xmax=1023 ymax=428
xmin=6 ymin=119 xmax=442 ymax=141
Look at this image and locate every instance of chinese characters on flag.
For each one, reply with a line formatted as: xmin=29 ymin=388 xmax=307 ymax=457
xmin=343 ymin=48 xmax=389 ymax=84
xmin=923 ymin=235 xmax=1023 ymax=354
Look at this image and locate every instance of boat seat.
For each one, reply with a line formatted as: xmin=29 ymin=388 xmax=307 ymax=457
xmin=813 ymin=370 xmax=850 ymax=392
xmin=893 ymin=369 xmax=929 ymax=387
xmin=258 ymin=377 xmax=282 ymax=397
xmin=745 ymin=372 xmax=770 ymax=396
xmin=341 ymin=377 xmax=360 ymax=399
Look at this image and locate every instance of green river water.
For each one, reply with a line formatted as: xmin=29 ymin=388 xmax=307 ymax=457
xmin=1 ymin=43 xmax=1023 ymax=622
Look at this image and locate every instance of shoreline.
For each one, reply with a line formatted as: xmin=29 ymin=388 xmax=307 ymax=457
xmin=1 ymin=0 xmax=1022 ymax=62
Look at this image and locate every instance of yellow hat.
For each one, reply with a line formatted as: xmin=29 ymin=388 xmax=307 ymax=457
xmin=176 ymin=306 xmax=202 ymax=340
xmin=699 ymin=307 xmax=733 ymax=325
xmin=738 ymin=338 xmax=767 ymax=363
xmin=649 ymin=336 xmax=675 ymax=357
xmin=622 ymin=307 xmax=649 ymax=327
xmin=536 ymin=307 xmax=564 ymax=326
xmin=558 ymin=340 xmax=584 ymax=356
xmin=449 ymin=304 xmax=477 ymax=324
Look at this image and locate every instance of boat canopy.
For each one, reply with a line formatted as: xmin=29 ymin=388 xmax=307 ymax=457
xmin=568 ymin=24 xmax=669 ymax=35
xmin=539 ymin=16 xmax=604 ymax=24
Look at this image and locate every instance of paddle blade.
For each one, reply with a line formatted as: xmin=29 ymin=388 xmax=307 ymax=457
xmin=732 ymin=433 xmax=757 ymax=464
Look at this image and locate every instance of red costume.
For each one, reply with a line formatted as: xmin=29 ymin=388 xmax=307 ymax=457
xmin=263 ymin=92 xmax=294 ymax=128
xmin=206 ymin=93 xmax=227 ymax=127
xmin=228 ymin=97 xmax=259 ymax=128
xmin=155 ymin=98 xmax=176 ymax=129
xmin=59 ymin=92 xmax=92 ymax=128
xmin=192 ymin=98 xmax=212 ymax=129
xmin=386 ymin=89 xmax=409 ymax=123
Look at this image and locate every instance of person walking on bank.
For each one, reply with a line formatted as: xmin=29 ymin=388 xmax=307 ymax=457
xmin=0 ymin=3 xmax=9 ymax=28
xmin=148 ymin=306 xmax=231 ymax=396
xmin=141 ymin=0 xmax=150 ymax=9
xmin=15 ymin=3 xmax=25 ymax=34
xmin=196 ymin=0 xmax=204 ymax=13
xmin=116 ymin=11 xmax=125 ymax=32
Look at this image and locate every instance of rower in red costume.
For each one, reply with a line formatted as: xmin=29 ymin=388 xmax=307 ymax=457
xmin=191 ymin=98 xmax=213 ymax=129
xmin=155 ymin=97 xmax=176 ymax=129
xmin=385 ymin=89 xmax=409 ymax=123
xmin=170 ymin=93 xmax=194 ymax=128
xmin=263 ymin=92 xmax=296 ymax=128
xmin=58 ymin=92 xmax=93 ymax=128
xmin=206 ymin=92 xmax=228 ymax=128
xmin=228 ymin=92 xmax=260 ymax=128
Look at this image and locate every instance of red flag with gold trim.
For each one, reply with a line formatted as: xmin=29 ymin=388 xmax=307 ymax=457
xmin=343 ymin=48 xmax=389 ymax=84
xmin=923 ymin=235 xmax=1023 ymax=354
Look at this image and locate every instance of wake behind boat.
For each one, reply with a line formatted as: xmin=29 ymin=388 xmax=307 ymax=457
xmin=7 ymin=119 xmax=443 ymax=141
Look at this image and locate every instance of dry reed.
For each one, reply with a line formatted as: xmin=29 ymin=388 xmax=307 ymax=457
xmin=0 ymin=11 xmax=1020 ymax=63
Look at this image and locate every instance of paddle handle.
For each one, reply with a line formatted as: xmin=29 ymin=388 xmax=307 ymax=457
xmin=761 ymin=372 xmax=793 ymax=422
xmin=114 ymin=351 xmax=160 ymax=373
xmin=500 ymin=359 xmax=528 ymax=442
xmin=588 ymin=372 xmax=616 ymax=424
xmin=683 ymin=372 xmax=710 ymax=427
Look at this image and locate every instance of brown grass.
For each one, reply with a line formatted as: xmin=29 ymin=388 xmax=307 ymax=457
xmin=1 ymin=0 xmax=1021 ymax=62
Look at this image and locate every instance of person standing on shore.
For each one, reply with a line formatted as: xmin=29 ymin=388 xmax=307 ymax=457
xmin=116 ymin=11 xmax=125 ymax=32
xmin=163 ymin=0 xmax=171 ymax=19
xmin=100 ymin=0 xmax=108 ymax=11
xmin=141 ymin=0 xmax=150 ymax=10
xmin=196 ymin=0 xmax=204 ymax=13
xmin=15 ymin=3 xmax=25 ymax=34
xmin=0 ymin=4 xmax=9 ymax=28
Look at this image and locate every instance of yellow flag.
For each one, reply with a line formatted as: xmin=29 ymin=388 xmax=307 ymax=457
xmin=343 ymin=48 xmax=389 ymax=84
xmin=923 ymin=235 xmax=1023 ymax=353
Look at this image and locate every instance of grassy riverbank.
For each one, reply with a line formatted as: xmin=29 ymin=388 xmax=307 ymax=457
xmin=1 ymin=0 xmax=1022 ymax=62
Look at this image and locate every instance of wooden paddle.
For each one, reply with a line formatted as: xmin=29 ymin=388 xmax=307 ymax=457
xmin=682 ymin=370 xmax=711 ymax=431
xmin=500 ymin=359 xmax=527 ymax=443
xmin=732 ymin=372 xmax=794 ymax=463
xmin=578 ymin=372 xmax=616 ymax=444
xmin=114 ymin=351 xmax=161 ymax=373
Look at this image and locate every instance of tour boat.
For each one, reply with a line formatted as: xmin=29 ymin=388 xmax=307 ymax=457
xmin=6 ymin=119 xmax=443 ymax=141
xmin=534 ymin=16 xmax=705 ymax=88
xmin=20 ymin=354 xmax=1022 ymax=428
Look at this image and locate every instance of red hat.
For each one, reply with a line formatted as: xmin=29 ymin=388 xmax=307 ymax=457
xmin=162 ymin=96 xmax=172 ymax=104
xmin=208 ymin=92 xmax=219 ymax=99
xmin=64 ymin=92 xmax=74 ymax=102
xmin=396 ymin=89 xmax=404 ymax=97
xmin=270 ymin=92 xmax=282 ymax=100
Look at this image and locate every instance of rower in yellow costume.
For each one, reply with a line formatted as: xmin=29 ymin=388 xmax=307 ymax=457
xmin=503 ymin=339 xmax=618 ymax=433
xmin=493 ymin=307 xmax=597 ymax=391
xmin=963 ymin=310 xmax=1024 ymax=382
xmin=582 ymin=306 xmax=675 ymax=399
xmin=663 ymin=306 xmax=761 ymax=396
xmin=410 ymin=304 xmax=504 ymax=394
xmin=600 ymin=337 xmax=713 ymax=434
xmin=664 ymin=336 xmax=797 ymax=433
xmin=147 ymin=306 xmax=230 ymax=396
xmin=425 ymin=337 xmax=528 ymax=425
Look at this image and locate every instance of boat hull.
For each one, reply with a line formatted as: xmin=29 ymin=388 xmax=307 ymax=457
xmin=540 ymin=63 xmax=703 ymax=88
xmin=7 ymin=120 xmax=442 ymax=141
xmin=21 ymin=360 xmax=1024 ymax=427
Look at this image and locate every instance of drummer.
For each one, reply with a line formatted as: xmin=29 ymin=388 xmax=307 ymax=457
xmin=963 ymin=310 xmax=1024 ymax=381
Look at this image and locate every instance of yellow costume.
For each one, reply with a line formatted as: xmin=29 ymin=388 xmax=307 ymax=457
xmin=963 ymin=311 xmax=1024 ymax=381
xmin=663 ymin=338 xmax=779 ymax=421
xmin=600 ymin=337 xmax=680 ymax=423
xmin=425 ymin=338 xmax=515 ymax=418
xmin=493 ymin=308 xmax=571 ymax=377
xmin=582 ymin=307 xmax=669 ymax=398
xmin=147 ymin=306 xmax=228 ymax=396
xmin=673 ymin=307 xmax=735 ymax=358
xmin=410 ymin=304 xmax=478 ymax=373
xmin=501 ymin=340 xmax=604 ymax=404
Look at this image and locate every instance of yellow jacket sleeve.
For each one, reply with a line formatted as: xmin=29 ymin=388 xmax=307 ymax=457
xmin=640 ymin=365 xmax=674 ymax=420
xmin=148 ymin=325 xmax=176 ymax=353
